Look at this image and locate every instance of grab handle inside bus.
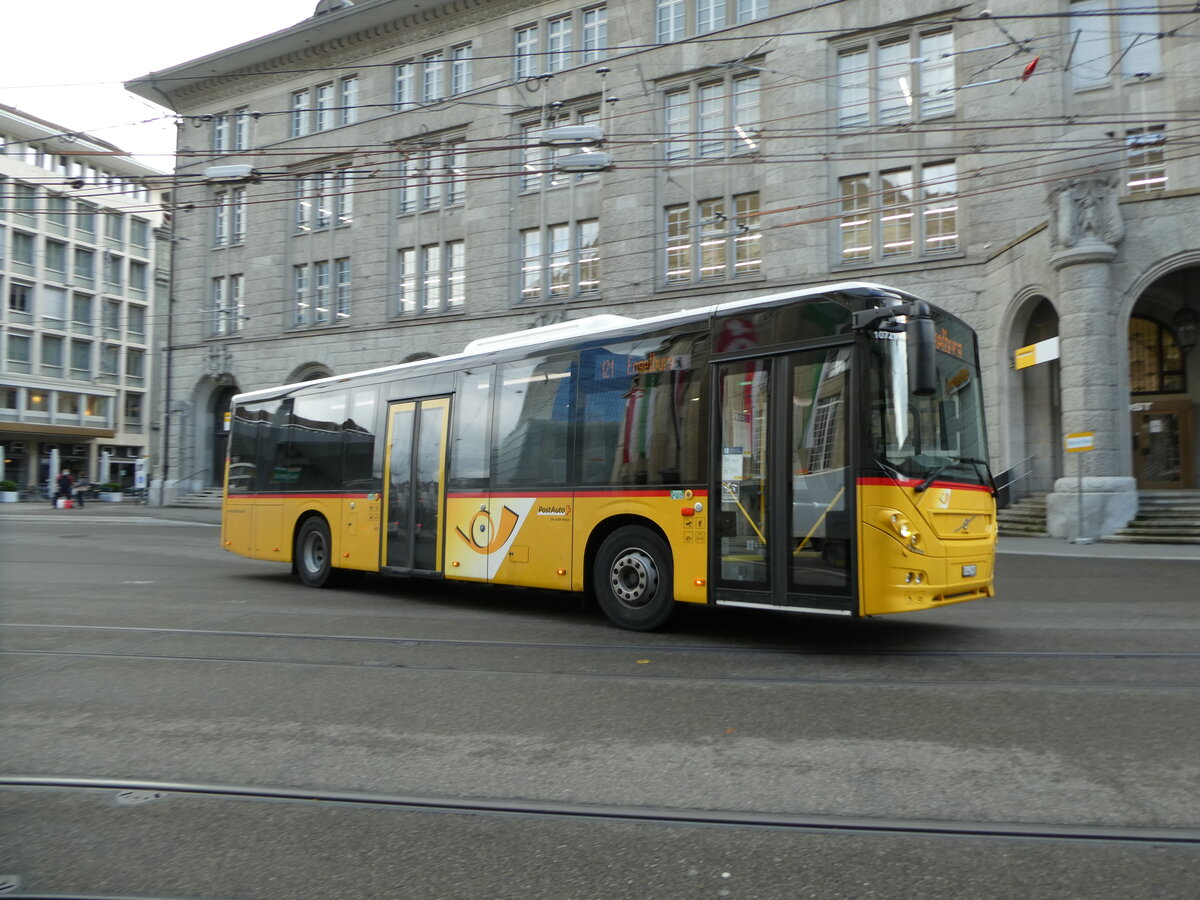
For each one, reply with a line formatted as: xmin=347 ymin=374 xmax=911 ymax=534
xmin=906 ymin=301 xmax=937 ymax=397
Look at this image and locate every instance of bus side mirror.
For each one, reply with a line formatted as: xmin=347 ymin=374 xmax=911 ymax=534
xmin=907 ymin=302 xmax=937 ymax=397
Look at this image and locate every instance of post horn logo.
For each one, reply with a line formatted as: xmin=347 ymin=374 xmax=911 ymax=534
xmin=455 ymin=506 xmax=520 ymax=554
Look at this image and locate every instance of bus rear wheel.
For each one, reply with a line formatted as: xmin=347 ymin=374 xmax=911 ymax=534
xmin=296 ymin=517 xmax=334 ymax=588
xmin=593 ymin=526 xmax=674 ymax=631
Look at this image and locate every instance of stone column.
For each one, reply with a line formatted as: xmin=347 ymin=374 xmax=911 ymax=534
xmin=1046 ymin=174 xmax=1137 ymax=539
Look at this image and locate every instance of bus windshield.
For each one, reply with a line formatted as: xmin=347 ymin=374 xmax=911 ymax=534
xmin=867 ymin=314 xmax=991 ymax=489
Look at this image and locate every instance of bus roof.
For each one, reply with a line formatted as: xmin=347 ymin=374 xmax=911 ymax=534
xmin=232 ymin=281 xmax=916 ymax=403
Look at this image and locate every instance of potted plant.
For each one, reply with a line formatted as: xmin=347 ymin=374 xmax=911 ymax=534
xmin=0 ymin=479 xmax=18 ymax=503
xmin=99 ymin=482 xmax=124 ymax=502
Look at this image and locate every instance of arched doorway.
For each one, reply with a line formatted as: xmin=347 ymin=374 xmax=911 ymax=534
xmin=211 ymin=385 xmax=239 ymax=487
xmin=1006 ymin=294 xmax=1062 ymax=499
xmin=1127 ymin=267 xmax=1199 ymax=489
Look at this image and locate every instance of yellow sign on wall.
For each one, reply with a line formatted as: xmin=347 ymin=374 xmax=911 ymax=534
xmin=1065 ymin=432 xmax=1095 ymax=453
xmin=1015 ymin=336 xmax=1060 ymax=370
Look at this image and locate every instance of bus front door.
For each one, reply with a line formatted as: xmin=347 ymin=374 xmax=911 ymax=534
xmin=383 ymin=397 xmax=450 ymax=573
xmin=713 ymin=351 xmax=853 ymax=614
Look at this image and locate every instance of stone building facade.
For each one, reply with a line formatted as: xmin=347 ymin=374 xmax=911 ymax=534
xmin=0 ymin=104 xmax=167 ymax=494
xmin=128 ymin=0 xmax=1199 ymax=536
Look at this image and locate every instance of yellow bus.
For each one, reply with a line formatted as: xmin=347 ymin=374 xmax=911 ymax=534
xmin=222 ymin=282 xmax=995 ymax=630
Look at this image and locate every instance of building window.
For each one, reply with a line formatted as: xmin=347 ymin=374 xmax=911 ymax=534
xmin=397 ymin=140 xmax=466 ymax=211
xmin=295 ymin=172 xmax=347 ymax=232
xmin=335 ymin=258 xmax=351 ymax=320
xmin=41 ymin=335 xmax=64 ymax=376
xmin=423 ymin=52 xmax=445 ymax=102
xmin=124 ymin=392 xmax=144 ymax=428
xmin=8 ymin=283 xmax=33 ymax=318
xmin=547 ymin=16 xmax=573 ymax=72
xmin=696 ymin=0 xmax=726 ymax=34
xmin=290 ymin=90 xmax=310 ymax=138
xmin=41 ymin=286 xmax=67 ymax=325
xmin=838 ymin=162 xmax=958 ymax=264
xmin=130 ymin=218 xmax=151 ymax=253
xmin=1126 ymin=127 xmax=1166 ymax=194
xmin=212 ymin=275 xmax=244 ymax=336
xmin=665 ymin=193 xmax=760 ymax=285
xmin=1070 ymin=0 xmax=1161 ymax=90
xmin=230 ymin=188 xmax=246 ymax=242
xmin=214 ymin=193 xmax=228 ymax=245
xmin=395 ymin=62 xmax=417 ymax=110
xmin=72 ymin=294 xmax=93 ymax=333
xmin=70 ymin=339 xmax=92 ymax=379
xmin=6 ymin=332 xmax=32 ymax=374
xmin=74 ymin=249 xmax=95 ymax=288
xmin=293 ymin=262 xmax=346 ymax=327
xmin=515 ymin=25 xmax=539 ymax=78
xmin=315 ymin=83 xmax=335 ymax=131
xmin=657 ymin=0 xmax=685 ymax=42
xmin=836 ymin=28 xmax=954 ymax=128
xmin=125 ymin=349 xmax=145 ymax=386
xmin=451 ymin=45 xmax=473 ymax=95
xmin=339 ymin=76 xmax=359 ymax=125
xmin=104 ymin=254 xmax=123 ymax=290
xmin=582 ymin=7 xmax=607 ymax=63
xmin=520 ymin=219 xmax=600 ymax=302
xmin=397 ymin=242 xmax=465 ymax=314
xmin=45 ymin=240 xmax=68 ymax=278
xmin=102 ymin=300 xmax=122 ymax=338
xmin=664 ymin=72 xmax=760 ymax=162
xmin=127 ymin=304 xmax=146 ymax=340
xmin=1129 ymin=316 xmax=1184 ymax=394
xmin=520 ymin=108 xmax=601 ymax=191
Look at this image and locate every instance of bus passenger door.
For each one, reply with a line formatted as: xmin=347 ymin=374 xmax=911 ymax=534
xmin=383 ymin=397 xmax=450 ymax=573
xmin=712 ymin=351 xmax=852 ymax=613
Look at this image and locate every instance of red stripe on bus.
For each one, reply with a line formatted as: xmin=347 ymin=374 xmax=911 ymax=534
xmin=446 ymin=489 xmax=709 ymax=500
xmin=857 ymin=477 xmax=993 ymax=493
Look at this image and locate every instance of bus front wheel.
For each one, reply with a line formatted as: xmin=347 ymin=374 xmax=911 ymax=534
xmin=593 ymin=526 xmax=674 ymax=631
xmin=295 ymin=517 xmax=334 ymax=588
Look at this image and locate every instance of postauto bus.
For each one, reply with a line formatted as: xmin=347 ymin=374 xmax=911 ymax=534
xmin=222 ymin=282 xmax=996 ymax=630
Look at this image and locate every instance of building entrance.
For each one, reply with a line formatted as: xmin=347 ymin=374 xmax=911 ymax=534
xmin=1131 ymin=400 xmax=1195 ymax=489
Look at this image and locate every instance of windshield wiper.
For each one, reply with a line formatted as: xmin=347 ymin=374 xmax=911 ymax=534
xmin=913 ymin=457 xmax=992 ymax=493
xmin=913 ymin=461 xmax=953 ymax=493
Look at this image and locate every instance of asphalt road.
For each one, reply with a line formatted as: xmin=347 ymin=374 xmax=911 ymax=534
xmin=2 ymin=507 xmax=1199 ymax=898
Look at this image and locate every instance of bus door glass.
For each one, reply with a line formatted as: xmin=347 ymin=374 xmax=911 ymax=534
xmin=714 ymin=350 xmax=852 ymax=606
xmin=384 ymin=397 xmax=450 ymax=572
xmin=716 ymin=359 xmax=771 ymax=589
xmin=787 ymin=349 xmax=852 ymax=596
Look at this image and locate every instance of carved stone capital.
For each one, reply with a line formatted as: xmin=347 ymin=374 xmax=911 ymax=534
xmin=1048 ymin=175 xmax=1124 ymax=267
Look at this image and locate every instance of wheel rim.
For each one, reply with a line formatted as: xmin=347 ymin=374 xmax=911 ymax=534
xmin=609 ymin=549 xmax=658 ymax=609
xmin=302 ymin=530 xmax=327 ymax=574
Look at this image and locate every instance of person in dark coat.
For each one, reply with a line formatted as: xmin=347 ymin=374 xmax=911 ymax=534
xmin=53 ymin=469 xmax=74 ymax=509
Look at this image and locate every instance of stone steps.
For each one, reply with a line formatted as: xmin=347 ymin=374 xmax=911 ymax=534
xmin=172 ymin=488 xmax=224 ymax=509
xmin=1102 ymin=491 xmax=1200 ymax=544
xmin=998 ymin=493 xmax=1048 ymax=537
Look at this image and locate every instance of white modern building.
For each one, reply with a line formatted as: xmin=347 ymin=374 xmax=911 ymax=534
xmin=0 ymin=104 xmax=168 ymax=494
xmin=128 ymin=0 xmax=1199 ymax=536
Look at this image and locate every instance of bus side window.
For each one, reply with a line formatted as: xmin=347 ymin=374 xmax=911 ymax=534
xmin=495 ymin=354 xmax=575 ymax=488
xmin=450 ymin=368 xmax=492 ymax=490
xmin=345 ymin=386 xmax=379 ymax=490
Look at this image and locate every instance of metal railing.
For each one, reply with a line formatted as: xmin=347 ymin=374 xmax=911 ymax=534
xmin=993 ymin=456 xmax=1036 ymax=510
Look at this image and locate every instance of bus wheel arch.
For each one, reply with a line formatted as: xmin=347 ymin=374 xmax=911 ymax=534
xmin=588 ymin=518 xmax=675 ymax=631
xmin=294 ymin=513 xmax=334 ymax=588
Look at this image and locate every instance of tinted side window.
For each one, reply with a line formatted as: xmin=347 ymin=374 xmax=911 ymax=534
xmin=229 ymin=398 xmax=289 ymax=493
xmin=345 ymin=385 xmax=379 ymax=489
xmin=281 ymin=391 xmax=347 ymax=491
xmin=495 ymin=354 xmax=575 ymax=488
xmin=578 ymin=333 xmax=709 ymax=486
xmin=449 ymin=367 xmax=493 ymax=490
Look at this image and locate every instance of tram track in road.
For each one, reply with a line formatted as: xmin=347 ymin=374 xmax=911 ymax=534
xmin=5 ymin=774 xmax=1200 ymax=847
xmin=5 ymin=622 xmax=1200 ymax=692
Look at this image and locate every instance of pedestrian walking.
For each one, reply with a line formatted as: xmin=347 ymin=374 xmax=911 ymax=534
xmin=73 ymin=474 xmax=89 ymax=508
xmin=52 ymin=469 xmax=74 ymax=509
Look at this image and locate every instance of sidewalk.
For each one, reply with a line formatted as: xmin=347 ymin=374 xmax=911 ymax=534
xmin=0 ymin=501 xmax=220 ymax=526
xmin=2 ymin=501 xmax=1198 ymax=560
